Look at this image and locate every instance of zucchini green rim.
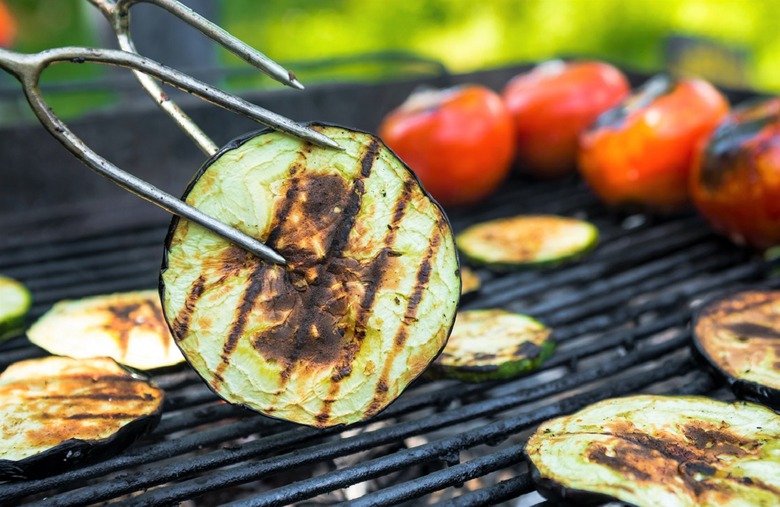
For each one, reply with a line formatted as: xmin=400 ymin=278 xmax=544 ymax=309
xmin=428 ymin=309 xmax=554 ymax=382
xmin=0 ymin=275 xmax=31 ymax=343
xmin=456 ymin=214 xmax=598 ymax=270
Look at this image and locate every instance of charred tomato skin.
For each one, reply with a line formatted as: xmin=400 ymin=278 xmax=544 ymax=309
xmin=690 ymin=97 xmax=780 ymax=250
xmin=578 ymin=75 xmax=729 ymax=212
xmin=691 ymin=287 xmax=780 ymax=409
xmin=502 ymin=60 xmax=630 ymax=178
xmin=378 ymin=84 xmax=515 ymax=207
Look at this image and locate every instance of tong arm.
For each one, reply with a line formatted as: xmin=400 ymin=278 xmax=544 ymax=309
xmin=0 ymin=47 xmax=293 ymax=264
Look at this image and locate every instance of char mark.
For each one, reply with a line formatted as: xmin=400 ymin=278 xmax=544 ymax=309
xmin=172 ymin=275 xmax=206 ymax=341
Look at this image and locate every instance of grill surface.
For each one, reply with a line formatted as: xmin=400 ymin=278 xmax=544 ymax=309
xmin=0 ymin=65 xmax=775 ymax=506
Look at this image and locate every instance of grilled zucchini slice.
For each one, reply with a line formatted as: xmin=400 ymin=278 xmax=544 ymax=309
xmin=692 ymin=289 xmax=780 ymax=409
xmin=526 ymin=395 xmax=780 ymax=507
xmin=160 ymin=124 xmax=460 ymax=428
xmin=428 ymin=309 xmax=554 ymax=381
xmin=456 ymin=214 xmax=598 ymax=269
xmin=27 ymin=290 xmax=183 ymax=370
xmin=0 ymin=275 xmax=31 ymax=342
xmin=0 ymin=356 xmax=164 ymax=480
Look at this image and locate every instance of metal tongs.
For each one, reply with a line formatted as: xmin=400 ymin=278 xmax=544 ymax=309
xmin=0 ymin=0 xmax=342 ymax=265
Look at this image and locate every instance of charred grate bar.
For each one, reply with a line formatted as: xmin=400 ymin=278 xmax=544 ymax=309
xmin=1 ymin=139 xmax=775 ymax=503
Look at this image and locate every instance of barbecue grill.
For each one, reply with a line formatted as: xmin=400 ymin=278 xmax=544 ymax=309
xmin=0 ymin=61 xmax=775 ymax=506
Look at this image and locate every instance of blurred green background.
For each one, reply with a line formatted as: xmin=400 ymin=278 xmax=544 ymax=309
xmin=1 ymin=0 xmax=779 ymax=119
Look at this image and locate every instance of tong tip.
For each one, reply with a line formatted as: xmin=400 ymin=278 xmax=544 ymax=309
xmin=288 ymin=71 xmax=304 ymax=90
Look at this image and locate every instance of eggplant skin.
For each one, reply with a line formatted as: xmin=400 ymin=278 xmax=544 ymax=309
xmin=0 ymin=356 xmax=164 ymax=480
xmin=692 ymin=289 xmax=780 ymax=409
xmin=160 ymin=123 xmax=460 ymax=428
xmin=525 ymin=395 xmax=780 ymax=507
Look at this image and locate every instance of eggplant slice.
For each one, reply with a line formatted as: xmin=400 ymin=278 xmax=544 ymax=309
xmin=526 ymin=395 xmax=780 ymax=507
xmin=460 ymin=266 xmax=481 ymax=300
xmin=0 ymin=356 xmax=164 ymax=480
xmin=692 ymin=289 xmax=780 ymax=408
xmin=0 ymin=275 xmax=31 ymax=343
xmin=160 ymin=124 xmax=460 ymax=428
xmin=27 ymin=290 xmax=183 ymax=370
xmin=429 ymin=309 xmax=554 ymax=382
xmin=456 ymin=215 xmax=598 ymax=269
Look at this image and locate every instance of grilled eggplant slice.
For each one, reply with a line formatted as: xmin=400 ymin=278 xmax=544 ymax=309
xmin=0 ymin=275 xmax=31 ymax=342
xmin=460 ymin=267 xmax=481 ymax=299
xmin=160 ymin=124 xmax=460 ymax=428
xmin=428 ymin=309 xmax=554 ymax=381
xmin=456 ymin=215 xmax=598 ymax=269
xmin=526 ymin=395 xmax=780 ymax=507
xmin=27 ymin=290 xmax=183 ymax=370
xmin=0 ymin=356 xmax=164 ymax=480
xmin=692 ymin=289 xmax=780 ymax=409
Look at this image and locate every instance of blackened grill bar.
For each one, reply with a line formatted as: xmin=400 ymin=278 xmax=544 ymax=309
xmin=0 ymin=65 xmax=776 ymax=505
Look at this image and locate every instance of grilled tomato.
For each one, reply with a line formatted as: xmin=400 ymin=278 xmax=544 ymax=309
xmin=502 ymin=60 xmax=630 ymax=178
xmin=579 ymin=75 xmax=729 ymax=212
xmin=526 ymin=395 xmax=780 ymax=507
xmin=0 ymin=356 xmax=163 ymax=480
xmin=690 ymin=97 xmax=780 ymax=249
xmin=378 ymin=84 xmax=515 ymax=207
xmin=161 ymin=124 xmax=460 ymax=428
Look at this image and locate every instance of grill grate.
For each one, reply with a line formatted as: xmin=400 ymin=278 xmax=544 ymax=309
xmin=1 ymin=169 xmax=776 ymax=506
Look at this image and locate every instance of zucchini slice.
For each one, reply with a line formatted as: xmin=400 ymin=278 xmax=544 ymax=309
xmin=160 ymin=124 xmax=460 ymax=428
xmin=525 ymin=395 xmax=780 ymax=507
xmin=428 ymin=309 xmax=554 ymax=381
xmin=0 ymin=275 xmax=31 ymax=342
xmin=0 ymin=356 xmax=164 ymax=480
xmin=27 ymin=290 xmax=183 ymax=371
xmin=692 ymin=289 xmax=780 ymax=409
xmin=456 ymin=215 xmax=598 ymax=269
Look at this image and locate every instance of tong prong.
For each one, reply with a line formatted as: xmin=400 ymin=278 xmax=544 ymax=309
xmin=88 ymin=0 xmax=341 ymax=154
xmin=0 ymin=46 xmax=287 ymax=265
xmin=112 ymin=0 xmax=305 ymax=90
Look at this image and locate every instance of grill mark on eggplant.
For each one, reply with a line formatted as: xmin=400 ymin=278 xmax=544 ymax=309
xmin=366 ymin=212 xmax=443 ymax=419
xmin=316 ymin=171 xmax=413 ymax=423
xmin=720 ymin=321 xmax=780 ymax=340
xmin=98 ymin=299 xmax=167 ymax=357
xmin=39 ymin=412 xmax=148 ymax=420
xmin=172 ymin=274 xmax=206 ymax=341
xmin=214 ymin=264 xmax=266 ymax=381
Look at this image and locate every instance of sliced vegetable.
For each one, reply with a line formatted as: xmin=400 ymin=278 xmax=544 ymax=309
xmin=428 ymin=309 xmax=554 ymax=382
xmin=0 ymin=356 xmax=164 ymax=480
xmin=692 ymin=289 xmax=780 ymax=409
xmin=456 ymin=215 xmax=598 ymax=269
xmin=160 ymin=124 xmax=460 ymax=428
xmin=460 ymin=266 xmax=481 ymax=298
xmin=27 ymin=290 xmax=183 ymax=370
xmin=0 ymin=275 xmax=31 ymax=342
xmin=526 ymin=395 xmax=780 ymax=507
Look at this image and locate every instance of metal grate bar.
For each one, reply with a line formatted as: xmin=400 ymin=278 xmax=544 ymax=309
xmin=216 ymin=356 xmax=693 ymax=507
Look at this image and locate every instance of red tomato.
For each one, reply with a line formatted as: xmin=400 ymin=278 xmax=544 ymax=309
xmin=0 ymin=1 xmax=16 ymax=48
xmin=690 ymin=97 xmax=780 ymax=250
xmin=378 ymin=85 xmax=515 ymax=207
xmin=578 ymin=75 xmax=729 ymax=212
xmin=502 ymin=60 xmax=630 ymax=178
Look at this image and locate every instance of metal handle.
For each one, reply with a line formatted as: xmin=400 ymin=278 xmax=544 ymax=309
xmin=0 ymin=47 xmax=299 ymax=264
